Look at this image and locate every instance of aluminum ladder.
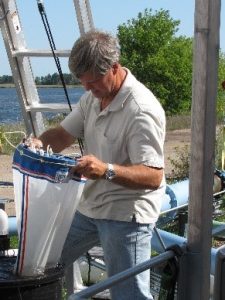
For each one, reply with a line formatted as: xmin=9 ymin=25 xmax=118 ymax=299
xmin=0 ymin=0 xmax=94 ymax=296
xmin=0 ymin=0 xmax=94 ymax=136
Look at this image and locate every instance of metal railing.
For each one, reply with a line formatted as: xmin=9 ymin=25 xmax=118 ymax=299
xmin=68 ymin=249 xmax=176 ymax=300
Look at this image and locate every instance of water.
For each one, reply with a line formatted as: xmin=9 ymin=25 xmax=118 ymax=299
xmin=0 ymin=87 xmax=84 ymax=124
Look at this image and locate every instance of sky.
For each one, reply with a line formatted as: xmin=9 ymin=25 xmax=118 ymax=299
xmin=0 ymin=0 xmax=224 ymax=76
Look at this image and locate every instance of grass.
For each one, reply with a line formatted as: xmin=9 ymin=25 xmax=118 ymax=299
xmin=10 ymin=235 xmax=19 ymax=249
xmin=0 ymin=123 xmax=26 ymax=155
xmin=166 ymin=114 xmax=191 ymax=131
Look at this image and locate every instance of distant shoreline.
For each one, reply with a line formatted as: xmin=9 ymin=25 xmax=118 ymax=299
xmin=0 ymin=84 xmax=15 ymax=88
xmin=0 ymin=84 xmax=81 ymax=88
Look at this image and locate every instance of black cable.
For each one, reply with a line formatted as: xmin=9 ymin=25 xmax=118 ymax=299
xmin=37 ymin=1 xmax=71 ymax=110
xmin=37 ymin=0 xmax=84 ymax=155
xmin=86 ymin=252 xmax=92 ymax=286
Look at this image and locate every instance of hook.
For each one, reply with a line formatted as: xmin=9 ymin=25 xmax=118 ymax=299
xmin=0 ymin=9 xmax=9 ymax=21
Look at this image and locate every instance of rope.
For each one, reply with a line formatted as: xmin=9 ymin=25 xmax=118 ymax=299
xmin=3 ymin=131 xmax=26 ymax=149
xmin=14 ymin=146 xmax=76 ymax=168
xmin=37 ymin=1 xmax=71 ymax=110
xmin=36 ymin=0 xmax=84 ymax=155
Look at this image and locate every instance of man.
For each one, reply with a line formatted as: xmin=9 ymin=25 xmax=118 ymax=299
xmin=36 ymin=30 xmax=166 ymax=299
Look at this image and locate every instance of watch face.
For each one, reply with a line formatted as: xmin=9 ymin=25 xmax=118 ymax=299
xmin=105 ymin=165 xmax=116 ymax=180
xmin=107 ymin=170 xmax=115 ymax=180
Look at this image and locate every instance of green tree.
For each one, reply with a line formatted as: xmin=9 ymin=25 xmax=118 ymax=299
xmin=51 ymin=72 xmax=60 ymax=85
xmin=117 ymin=9 xmax=193 ymax=115
xmin=35 ymin=76 xmax=41 ymax=85
xmin=44 ymin=73 xmax=52 ymax=85
xmin=217 ymin=51 xmax=225 ymax=121
xmin=0 ymin=75 xmax=14 ymax=84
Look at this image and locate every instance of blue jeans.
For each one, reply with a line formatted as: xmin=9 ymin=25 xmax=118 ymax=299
xmin=61 ymin=211 xmax=154 ymax=300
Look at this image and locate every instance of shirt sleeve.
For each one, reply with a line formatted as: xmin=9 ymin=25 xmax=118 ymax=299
xmin=126 ymin=109 xmax=165 ymax=168
xmin=60 ymin=100 xmax=85 ymax=138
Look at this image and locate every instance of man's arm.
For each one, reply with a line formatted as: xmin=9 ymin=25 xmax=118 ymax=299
xmin=38 ymin=125 xmax=75 ymax=153
xmin=113 ymin=163 xmax=163 ymax=190
xmin=73 ymin=154 xmax=163 ymax=190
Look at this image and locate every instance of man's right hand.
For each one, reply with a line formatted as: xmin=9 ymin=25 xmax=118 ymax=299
xmin=23 ymin=136 xmax=43 ymax=150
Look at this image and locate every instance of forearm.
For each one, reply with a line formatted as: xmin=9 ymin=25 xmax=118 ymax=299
xmin=73 ymin=155 xmax=164 ymax=190
xmin=38 ymin=126 xmax=75 ymax=153
xmin=112 ymin=164 xmax=163 ymax=190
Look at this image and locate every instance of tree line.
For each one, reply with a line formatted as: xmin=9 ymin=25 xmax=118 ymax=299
xmin=0 ymin=73 xmax=79 ymax=86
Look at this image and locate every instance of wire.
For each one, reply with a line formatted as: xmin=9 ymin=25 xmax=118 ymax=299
xmin=3 ymin=131 xmax=26 ymax=149
xmin=37 ymin=0 xmax=84 ymax=155
xmin=37 ymin=1 xmax=71 ymax=110
xmin=14 ymin=146 xmax=76 ymax=168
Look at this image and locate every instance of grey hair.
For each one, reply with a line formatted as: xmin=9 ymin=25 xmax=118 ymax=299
xmin=68 ymin=30 xmax=120 ymax=78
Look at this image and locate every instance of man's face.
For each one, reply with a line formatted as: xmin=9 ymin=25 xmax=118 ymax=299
xmin=79 ymin=65 xmax=117 ymax=99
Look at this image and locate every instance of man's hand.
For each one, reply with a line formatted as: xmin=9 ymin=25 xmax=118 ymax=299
xmin=24 ymin=136 xmax=43 ymax=150
xmin=72 ymin=154 xmax=107 ymax=180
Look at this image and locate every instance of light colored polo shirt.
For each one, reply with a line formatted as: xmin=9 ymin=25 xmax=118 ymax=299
xmin=61 ymin=68 xmax=166 ymax=223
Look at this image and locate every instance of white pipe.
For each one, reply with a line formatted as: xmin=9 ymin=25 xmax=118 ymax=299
xmin=161 ymin=179 xmax=189 ymax=213
xmin=0 ymin=209 xmax=8 ymax=235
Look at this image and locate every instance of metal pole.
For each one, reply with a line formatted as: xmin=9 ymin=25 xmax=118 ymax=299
xmin=68 ymin=250 xmax=175 ymax=300
xmin=178 ymin=0 xmax=221 ymax=299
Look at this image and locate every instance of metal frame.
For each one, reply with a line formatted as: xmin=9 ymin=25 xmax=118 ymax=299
xmin=0 ymin=0 xmax=44 ymax=136
xmin=68 ymin=250 xmax=177 ymax=300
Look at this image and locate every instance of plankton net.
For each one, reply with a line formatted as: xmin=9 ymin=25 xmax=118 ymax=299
xmin=12 ymin=144 xmax=85 ymax=276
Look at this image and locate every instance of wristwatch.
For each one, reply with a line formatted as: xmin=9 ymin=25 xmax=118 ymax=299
xmin=105 ymin=163 xmax=116 ymax=181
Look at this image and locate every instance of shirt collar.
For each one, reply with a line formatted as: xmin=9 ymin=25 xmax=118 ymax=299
xmin=93 ymin=68 xmax=134 ymax=114
xmin=107 ymin=68 xmax=133 ymax=112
